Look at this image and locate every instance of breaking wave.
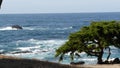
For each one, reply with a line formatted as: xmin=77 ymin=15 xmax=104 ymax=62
xmin=2 ymin=39 xmax=98 ymax=64
xmin=0 ymin=26 xmax=18 ymax=30
xmin=4 ymin=39 xmax=66 ymax=60
xmin=23 ymin=26 xmax=73 ymax=31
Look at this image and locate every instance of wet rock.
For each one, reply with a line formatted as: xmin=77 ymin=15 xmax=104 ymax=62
xmin=104 ymin=60 xmax=109 ymax=64
xmin=11 ymin=51 xmax=32 ymax=54
xmin=11 ymin=25 xmax=23 ymax=30
xmin=70 ymin=61 xmax=85 ymax=65
xmin=113 ymin=58 xmax=120 ymax=64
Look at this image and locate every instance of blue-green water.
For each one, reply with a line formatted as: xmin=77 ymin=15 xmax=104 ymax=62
xmin=0 ymin=13 xmax=120 ymax=64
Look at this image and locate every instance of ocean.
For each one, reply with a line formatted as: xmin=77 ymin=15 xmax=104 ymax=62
xmin=0 ymin=13 xmax=120 ymax=64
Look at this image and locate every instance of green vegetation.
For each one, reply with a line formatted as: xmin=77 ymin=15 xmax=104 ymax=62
xmin=55 ymin=21 xmax=120 ymax=64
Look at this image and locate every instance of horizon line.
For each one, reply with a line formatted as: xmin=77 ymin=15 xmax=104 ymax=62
xmin=0 ymin=11 xmax=120 ymax=15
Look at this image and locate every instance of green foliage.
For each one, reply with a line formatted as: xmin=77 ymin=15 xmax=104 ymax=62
xmin=55 ymin=21 xmax=120 ymax=63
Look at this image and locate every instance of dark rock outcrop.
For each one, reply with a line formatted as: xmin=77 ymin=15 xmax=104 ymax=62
xmin=102 ymin=58 xmax=120 ymax=64
xmin=11 ymin=25 xmax=23 ymax=30
xmin=113 ymin=58 xmax=120 ymax=64
xmin=11 ymin=51 xmax=32 ymax=54
xmin=70 ymin=61 xmax=85 ymax=65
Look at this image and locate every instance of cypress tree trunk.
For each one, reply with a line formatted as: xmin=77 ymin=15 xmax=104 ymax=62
xmin=97 ymin=49 xmax=103 ymax=64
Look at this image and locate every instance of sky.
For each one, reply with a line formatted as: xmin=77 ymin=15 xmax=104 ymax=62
xmin=0 ymin=0 xmax=120 ymax=14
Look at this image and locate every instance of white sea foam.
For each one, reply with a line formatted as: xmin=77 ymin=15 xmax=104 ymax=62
xmin=0 ymin=26 xmax=73 ymax=31
xmin=0 ymin=26 xmax=18 ymax=30
xmin=22 ymin=27 xmax=50 ymax=31
xmin=81 ymin=58 xmax=97 ymax=64
xmin=0 ymin=26 xmax=34 ymax=31
xmin=23 ymin=26 xmax=73 ymax=31
xmin=109 ymin=46 xmax=118 ymax=49
xmin=0 ymin=49 xmax=4 ymax=52
xmin=23 ymin=27 xmax=35 ymax=30
xmin=17 ymin=46 xmax=41 ymax=51
xmin=4 ymin=39 xmax=67 ymax=62
xmin=56 ymin=26 xmax=73 ymax=30
xmin=4 ymin=39 xmax=100 ymax=64
xmin=12 ymin=39 xmax=66 ymax=55
xmin=7 ymin=39 xmax=99 ymax=64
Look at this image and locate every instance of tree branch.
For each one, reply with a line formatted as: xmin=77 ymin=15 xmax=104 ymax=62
xmin=106 ymin=47 xmax=111 ymax=61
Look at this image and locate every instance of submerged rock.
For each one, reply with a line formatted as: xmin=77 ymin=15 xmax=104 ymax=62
xmin=11 ymin=25 xmax=23 ymax=30
xmin=11 ymin=51 xmax=32 ymax=54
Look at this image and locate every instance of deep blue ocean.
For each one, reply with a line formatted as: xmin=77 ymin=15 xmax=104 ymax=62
xmin=0 ymin=13 xmax=120 ymax=64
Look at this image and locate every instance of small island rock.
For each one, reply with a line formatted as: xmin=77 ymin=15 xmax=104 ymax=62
xmin=11 ymin=25 xmax=23 ymax=30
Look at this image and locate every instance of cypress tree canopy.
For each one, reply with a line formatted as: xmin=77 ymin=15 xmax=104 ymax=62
xmin=55 ymin=21 xmax=120 ymax=64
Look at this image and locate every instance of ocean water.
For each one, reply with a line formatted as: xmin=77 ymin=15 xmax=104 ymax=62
xmin=0 ymin=13 xmax=120 ymax=64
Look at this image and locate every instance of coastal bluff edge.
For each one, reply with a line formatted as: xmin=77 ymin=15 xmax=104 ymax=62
xmin=0 ymin=55 xmax=83 ymax=68
xmin=0 ymin=55 xmax=120 ymax=68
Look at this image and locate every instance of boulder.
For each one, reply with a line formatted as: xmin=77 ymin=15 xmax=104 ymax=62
xmin=113 ymin=58 xmax=120 ymax=64
xmin=11 ymin=25 xmax=23 ymax=30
